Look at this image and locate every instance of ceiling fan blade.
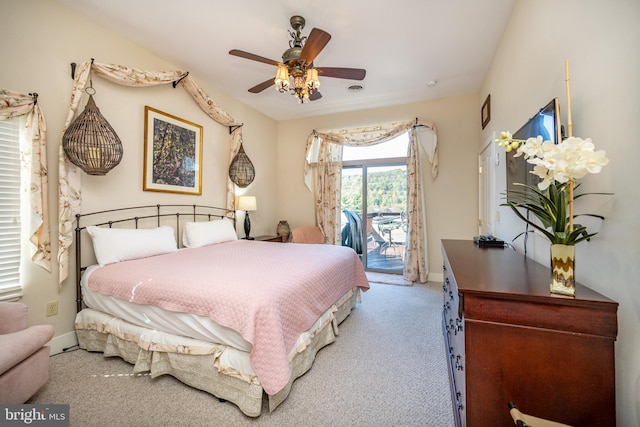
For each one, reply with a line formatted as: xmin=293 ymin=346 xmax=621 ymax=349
xmin=299 ymin=28 xmax=331 ymax=65
xmin=229 ymin=49 xmax=282 ymax=67
xmin=309 ymin=91 xmax=322 ymax=101
xmin=316 ymin=67 xmax=366 ymax=80
xmin=248 ymin=78 xmax=275 ymax=93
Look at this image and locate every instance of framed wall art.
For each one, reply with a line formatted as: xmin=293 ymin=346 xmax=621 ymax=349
xmin=143 ymin=106 xmax=203 ymax=195
xmin=481 ymin=94 xmax=491 ymax=129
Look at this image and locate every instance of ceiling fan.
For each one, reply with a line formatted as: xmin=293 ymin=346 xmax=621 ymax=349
xmin=229 ymin=15 xmax=366 ymax=103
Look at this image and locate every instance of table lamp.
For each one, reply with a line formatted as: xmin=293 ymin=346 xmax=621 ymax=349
xmin=237 ymin=196 xmax=257 ymax=240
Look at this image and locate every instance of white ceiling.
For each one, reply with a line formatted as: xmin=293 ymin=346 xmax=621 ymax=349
xmin=56 ymin=0 xmax=515 ymax=121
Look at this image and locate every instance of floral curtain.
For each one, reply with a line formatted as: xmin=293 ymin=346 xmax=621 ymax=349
xmin=304 ymin=120 xmax=438 ymax=283
xmin=58 ymin=61 xmax=242 ymax=284
xmin=314 ymin=138 xmax=343 ymax=243
xmin=0 ymin=90 xmax=52 ymax=273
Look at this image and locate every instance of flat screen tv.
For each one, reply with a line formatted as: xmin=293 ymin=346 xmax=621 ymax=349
xmin=506 ymin=98 xmax=563 ymax=203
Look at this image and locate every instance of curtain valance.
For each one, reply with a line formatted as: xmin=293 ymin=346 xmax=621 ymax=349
xmin=304 ymin=120 xmax=438 ymax=191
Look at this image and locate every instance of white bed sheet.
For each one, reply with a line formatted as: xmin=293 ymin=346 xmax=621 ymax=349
xmin=81 ymin=265 xmax=252 ymax=352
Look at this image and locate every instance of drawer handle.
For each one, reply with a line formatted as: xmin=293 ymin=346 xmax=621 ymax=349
xmin=454 ymin=318 xmax=463 ymax=335
xmin=456 ymin=392 xmax=464 ymax=410
xmin=455 ymin=355 xmax=464 ymax=371
xmin=449 ymin=290 xmax=454 ymax=301
xmin=443 ymin=302 xmax=450 ymax=312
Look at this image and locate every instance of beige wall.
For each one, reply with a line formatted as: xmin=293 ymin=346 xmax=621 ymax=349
xmin=480 ymin=1 xmax=640 ymax=424
xmin=1 ymin=0 xmax=278 ymax=352
xmin=276 ymin=94 xmax=480 ymax=278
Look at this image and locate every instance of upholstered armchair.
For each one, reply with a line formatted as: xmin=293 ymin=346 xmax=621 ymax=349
xmin=291 ymin=226 xmax=325 ymax=244
xmin=0 ymin=301 xmax=54 ymax=403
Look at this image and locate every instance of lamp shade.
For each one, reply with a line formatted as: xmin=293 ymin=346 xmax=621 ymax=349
xmin=306 ymin=68 xmax=320 ymax=91
xmin=237 ymin=196 xmax=257 ymax=211
xmin=275 ymin=66 xmax=290 ymax=92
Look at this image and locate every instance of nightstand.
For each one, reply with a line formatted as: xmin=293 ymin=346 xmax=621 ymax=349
xmin=253 ymin=235 xmax=288 ymax=243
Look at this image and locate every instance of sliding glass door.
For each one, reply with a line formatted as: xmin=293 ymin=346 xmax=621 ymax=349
xmin=365 ymin=164 xmax=407 ymax=273
xmin=340 ymin=133 xmax=408 ymax=274
xmin=342 ymin=163 xmax=407 ymax=274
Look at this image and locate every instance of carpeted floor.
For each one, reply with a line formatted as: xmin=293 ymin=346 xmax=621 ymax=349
xmin=29 ymin=281 xmax=454 ymax=427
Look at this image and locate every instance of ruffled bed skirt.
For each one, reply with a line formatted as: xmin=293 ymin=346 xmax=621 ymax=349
xmin=75 ymin=288 xmax=360 ymax=417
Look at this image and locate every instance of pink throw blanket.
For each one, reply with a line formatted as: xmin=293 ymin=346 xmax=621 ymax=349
xmin=87 ymin=240 xmax=369 ymax=395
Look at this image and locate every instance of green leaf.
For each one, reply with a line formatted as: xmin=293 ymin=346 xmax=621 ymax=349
xmin=501 ymin=181 xmax=610 ymax=246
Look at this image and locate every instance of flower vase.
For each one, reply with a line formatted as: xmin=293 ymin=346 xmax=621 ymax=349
xmin=276 ymin=220 xmax=291 ymax=241
xmin=550 ymin=244 xmax=576 ymax=297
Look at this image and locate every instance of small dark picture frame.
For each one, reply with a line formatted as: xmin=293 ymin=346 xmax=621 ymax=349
xmin=481 ymin=94 xmax=491 ymax=129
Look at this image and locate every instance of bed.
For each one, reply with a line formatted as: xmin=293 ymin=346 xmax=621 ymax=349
xmin=73 ymin=205 xmax=370 ymax=417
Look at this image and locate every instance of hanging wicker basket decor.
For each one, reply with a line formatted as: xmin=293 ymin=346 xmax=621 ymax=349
xmin=63 ymin=91 xmax=123 ymax=175
xmin=229 ymin=143 xmax=255 ymax=187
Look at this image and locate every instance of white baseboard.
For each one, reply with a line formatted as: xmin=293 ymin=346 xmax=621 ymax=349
xmin=48 ymin=331 xmax=78 ymax=355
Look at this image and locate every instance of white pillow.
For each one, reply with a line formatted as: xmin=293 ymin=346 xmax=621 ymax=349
xmin=86 ymin=225 xmax=178 ymax=266
xmin=182 ymin=218 xmax=237 ymax=248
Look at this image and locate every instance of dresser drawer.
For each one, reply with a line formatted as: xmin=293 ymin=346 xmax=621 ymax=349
xmin=443 ymin=260 xmax=466 ymax=427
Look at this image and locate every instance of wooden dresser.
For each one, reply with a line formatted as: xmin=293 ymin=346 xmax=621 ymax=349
xmin=441 ymin=240 xmax=618 ymax=427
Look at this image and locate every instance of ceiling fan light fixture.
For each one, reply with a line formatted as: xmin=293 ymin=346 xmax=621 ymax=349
xmin=297 ymin=89 xmax=310 ymax=104
xmin=275 ymin=65 xmax=290 ymax=92
xmin=290 ymin=75 xmax=311 ymax=103
xmin=292 ymin=75 xmax=305 ymax=89
xmin=305 ymin=68 xmax=320 ymax=91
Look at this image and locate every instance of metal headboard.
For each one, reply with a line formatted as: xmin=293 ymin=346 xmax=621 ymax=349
xmin=74 ymin=204 xmax=235 ymax=312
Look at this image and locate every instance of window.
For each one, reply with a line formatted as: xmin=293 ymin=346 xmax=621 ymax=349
xmin=0 ymin=117 xmax=22 ymax=299
xmin=342 ymin=134 xmax=409 ymax=161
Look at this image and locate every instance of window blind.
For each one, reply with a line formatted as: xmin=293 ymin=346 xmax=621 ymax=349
xmin=0 ymin=117 xmax=22 ymax=299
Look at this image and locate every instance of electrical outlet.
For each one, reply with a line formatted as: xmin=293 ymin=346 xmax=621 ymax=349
xmin=46 ymin=301 xmax=58 ymax=317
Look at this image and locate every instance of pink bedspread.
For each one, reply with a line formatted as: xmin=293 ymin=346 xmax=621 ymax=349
xmin=86 ymin=240 xmax=369 ymax=395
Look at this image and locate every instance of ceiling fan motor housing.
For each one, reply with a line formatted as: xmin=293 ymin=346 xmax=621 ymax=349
xmin=282 ymin=47 xmax=302 ymax=66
